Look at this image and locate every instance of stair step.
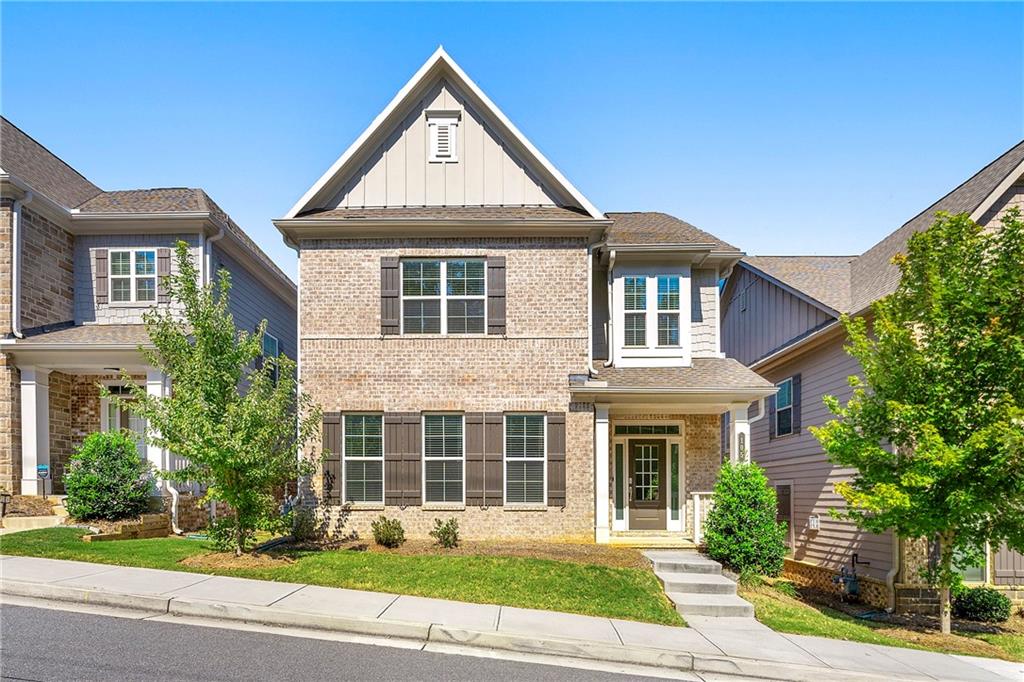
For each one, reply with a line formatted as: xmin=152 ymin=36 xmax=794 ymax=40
xmin=652 ymin=559 xmax=721 ymax=575
xmin=656 ymin=571 xmax=736 ymax=595
xmin=668 ymin=592 xmax=754 ymax=618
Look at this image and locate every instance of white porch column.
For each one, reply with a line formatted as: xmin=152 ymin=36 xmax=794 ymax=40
xmin=19 ymin=366 xmax=51 ymax=495
xmin=729 ymin=405 xmax=751 ymax=464
xmin=594 ymin=403 xmax=611 ymax=543
xmin=145 ymin=368 xmax=168 ymax=487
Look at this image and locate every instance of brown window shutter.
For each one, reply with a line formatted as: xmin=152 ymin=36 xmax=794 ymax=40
xmin=791 ymin=373 xmax=802 ymax=433
xmin=768 ymin=394 xmax=777 ymax=440
xmin=95 ymin=249 xmax=108 ymax=304
xmin=381 ymin=257 xmax=400 ymax=335
xmin=464 ymin=412 xmax=485 ymax=506
xmin=385 ymin=412 xmax=421 ymax=506
xmin=546 ymin=412 xmax=566 ymax=507
xmin=484 ymin=413 xmax=504 ymax=505
xmin=322 ymin=413 xmax=342 ymax=504
xmin=486 ymin=256 xmax=506 ymax=335
xmin=157 ymin=248 xmax=172 ymax=304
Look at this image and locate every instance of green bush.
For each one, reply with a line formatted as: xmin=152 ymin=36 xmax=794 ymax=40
xmin=430 ymin=517 xmax=460 ymax=549
xmin=703 ymin=462 xmax=788 ymax=576
xmin=63 ymin=431 xmax=153 ymax=521
xmin=952 ymin=586 xmax=1012 ymax=623
xmin=371 ymin=515 xmax=405 ymax=548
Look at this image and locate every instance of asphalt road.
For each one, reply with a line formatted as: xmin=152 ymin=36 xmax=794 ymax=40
xmin=0 ymin=604 xmax=663 ymax=681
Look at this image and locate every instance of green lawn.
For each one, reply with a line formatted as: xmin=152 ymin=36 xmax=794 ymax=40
xmin=0 ymin=528 xmax=683 ymax=626
xmin=741 ymin=582 xmax=1023 ymax=662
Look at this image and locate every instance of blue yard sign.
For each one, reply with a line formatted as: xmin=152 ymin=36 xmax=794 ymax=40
xmin=36 ymin=464 xmax=50 ymax=479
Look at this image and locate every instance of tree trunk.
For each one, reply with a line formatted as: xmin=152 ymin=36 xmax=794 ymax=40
xmin=938 ymin=532 xmax=954 ymax=635
xmin=234 ymin=509 xmax=243 ymax=557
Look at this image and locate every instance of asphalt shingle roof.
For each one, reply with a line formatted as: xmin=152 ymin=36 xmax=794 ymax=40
xmin=743 ymin=255 xmax=854 ymax=313
xmin=592 ymin=357 xmax=773 ymax=390
xmin=604 ymin=212 xmax=740 ymax=251
xmin=19 ymin=324 xmax=151 ymax=345
xmin=0 ymin=117 xmax=102 ymax=208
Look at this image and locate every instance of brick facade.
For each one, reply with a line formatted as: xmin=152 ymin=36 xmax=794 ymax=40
xmin=783 ymin=557 xmax=889 ymax=609
xmin=48 ymin=371 xmax=73 ymax=493
xmin=0 ymin=354 xmax=20 ymax=493
xmin=0 ymin=200 xmax=12 ymax=335
xmin=19 ymin=206 xmax=75 ymax=329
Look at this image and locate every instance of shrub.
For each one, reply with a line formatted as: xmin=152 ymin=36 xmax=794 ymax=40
xmin=63 ymin=431 xmax=153 ymax=521
xmin=291 ymin=508 xmax=320 ymax=543
xmin=371 ymin=515 xmax=405 ymax=548
xmin=738 ymin=567 xmax=764 ymax=588
xmin=953 ymin=586 xmax=1012 ymax=623
xmin=773 ymin=580 xmax=799 ymax=598
xmin=703 ymin=462 xmax=787 ymax=576
xmin=430 ymin=517 xmax=460 ymax=549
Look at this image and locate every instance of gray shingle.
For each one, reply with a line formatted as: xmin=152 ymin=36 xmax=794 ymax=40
xmin=743 ymin=256 xmax=854 ymax=313
xmin=0 ymin=117 xmax=102 ymax=208
xmin=592 ymin=357 xmax=774 ymax=390
xmin=604 ymin=212 xmax=740 ymax=251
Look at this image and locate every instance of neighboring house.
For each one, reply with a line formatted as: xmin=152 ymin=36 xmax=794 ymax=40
xmin=275 ymin=48 xmax=775 ymax=545
xmin=0 ymin=117 xmax=297 ymax=498
xmin=721 ymin=140 xmax=1024 ymax=610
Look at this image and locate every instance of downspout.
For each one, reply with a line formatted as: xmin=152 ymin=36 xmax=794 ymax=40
xmin=165 ymin=483 xmax=183 ymax=535
xmin=885 ymin=534 xmax=900 ymax=612
xmin=10 ymin=191 xmax=34 ymax=338
xmin=204 ymin=225 xmax=226 ymax=286
xmin=604 ymin=249 xmax=616 ymax=368
xmin=587 ymin=244 xmax=596 ymax=375
xmin=284 ymin=234 xmax=305 ymax=508
xmin=748 ymin=397 xmax=766 ymax=424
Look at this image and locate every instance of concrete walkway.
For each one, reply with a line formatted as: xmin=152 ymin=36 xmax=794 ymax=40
xmin=1 ymin=554 xmax=1020 ymax=682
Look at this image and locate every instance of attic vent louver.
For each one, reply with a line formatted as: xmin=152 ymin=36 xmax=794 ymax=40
xmin=428 ymin=111 xmax=459 ymax=163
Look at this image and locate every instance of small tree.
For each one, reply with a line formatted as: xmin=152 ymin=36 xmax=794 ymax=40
xmin=64 ymin=431 xmax=153 ymax=521
xmin=703 ymin=462 xmax=788 ymax=575
xmin=813 ymin=209 xmax=1024 ymax=634
xmin=108 ymin=242 xmax=321 ymax=555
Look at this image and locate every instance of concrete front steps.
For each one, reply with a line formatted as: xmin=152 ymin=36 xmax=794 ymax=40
xmin=645 ymin=550 xmax=754 ymax=618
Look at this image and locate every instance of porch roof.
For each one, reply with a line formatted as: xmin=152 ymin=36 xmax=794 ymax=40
xmin=6 ymin=324 xmax=152 ymax=347
xmin=0 ymin=324 xmax=153 ymax=373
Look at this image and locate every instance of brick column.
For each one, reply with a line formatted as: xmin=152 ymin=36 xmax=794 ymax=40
xmin=19 ymin=366 xmax=51 ymax=495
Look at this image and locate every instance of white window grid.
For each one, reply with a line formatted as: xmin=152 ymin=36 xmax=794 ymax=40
xmin=776 ymin=377 xmax=793 ymax=436
xmin=623 ymin=276 xmax=646 ymax=347
xmin=400 ymin=259 xmax=486 ymax=335
xmin=657 ymin=275 xmax=681 ymax=347
xmin=342 ymin=413 xmax=385 ymax=504
xmin=503 ymin=413 xmax=547 ymax=505
xmin=422 ymin=413 xmax=465 ymax=504
xmin=109 ymin=249 xmax=157 ymax=303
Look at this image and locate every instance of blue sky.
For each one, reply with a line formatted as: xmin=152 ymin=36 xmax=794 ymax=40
xmin=3 ymin=2 xmax=1022 ymax=281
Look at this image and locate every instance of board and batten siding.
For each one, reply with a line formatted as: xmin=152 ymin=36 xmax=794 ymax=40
xmin=750 ymin=336 xmax=895 ymax=582
xmin=722 ymin=266 xmax=834 ymax=367
xmin=326 ymin=79 xmax=562 ymax=210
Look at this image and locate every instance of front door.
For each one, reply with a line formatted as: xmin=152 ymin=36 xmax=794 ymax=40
xmin=628 ymin=439 xmax=667 ymax=530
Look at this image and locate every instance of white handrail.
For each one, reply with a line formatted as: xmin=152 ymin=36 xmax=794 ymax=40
xmin=691 ymin=491 xmax=714 ymax=545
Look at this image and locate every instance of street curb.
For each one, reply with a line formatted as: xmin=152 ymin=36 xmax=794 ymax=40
xmin=0 ymin=578 xmax=948 ymax=682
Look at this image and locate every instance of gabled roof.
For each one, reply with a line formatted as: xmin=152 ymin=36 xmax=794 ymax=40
xmin=604 ymin=212 xmax=740 ymax=251
xmin=849 ymin=139 xmax=1024 ymax=312
xmin=742 ymin=255 xmax=854 ymax=314
xmin=283 ymin=47 xmax=603 ymax=220
xmin=0 ymin=117 xmax=102 ymax=208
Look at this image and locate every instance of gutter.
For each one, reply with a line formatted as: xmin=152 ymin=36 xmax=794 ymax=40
xmin=10 ymin=191 xmax=34 ymax=338
xmin=886 ymin=531 xmax=901 ymax=613
xmin=204 ymin=226 xmax=226 ymax=287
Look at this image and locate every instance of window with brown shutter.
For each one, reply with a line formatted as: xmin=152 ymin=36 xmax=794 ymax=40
xmin=546 ymin=412 xmax=566 ymax=507
xmin=486 ymin=256 xmax=506 ymax=335
xmin=95 ymin=249 xmax=108 ymax=304
xmin=384 ymin=413 xmax=421 ymax=506
xmin=465 ymin=412 xmax=486 ymax=506
xmin=157 ymin=247 xmax=171 ymax=304
xmin=381 ymin=257 xmax=400 ymax=335
xmin=322 ymin=413 xmax=342 ymax=504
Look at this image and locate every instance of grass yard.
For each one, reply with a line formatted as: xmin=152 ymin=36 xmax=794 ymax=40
xmin=740 ymin=580 xmax=1024 ymax=662
xmin=0 ymin=527 xmax=683 ymax=626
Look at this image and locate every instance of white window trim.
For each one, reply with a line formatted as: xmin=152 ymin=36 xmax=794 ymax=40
xmin=421 ymin=413 xmax=466 ymax=505
xmin=400 ymin=259 xmax=487 ymax=335
xmin=502 ymin=413 xmax=547 ymax=506
xmin=776 ymin=377 xmax=794 ymax=437
xmin=656 ymin=275 xmax=682 ymax=348
xmin=622 ymin=276 xmax=647 ymax=348
xmin=957 ymin=541 xmax=991 ymax=585
xmin=109 ymin=249 xmax=158 ymax=304
xmin=427 ymin=111 xmax=460 ymax=163
xmin=613 ymin=265 xmax=691 ymax=367
xmin=342 ymin=413 xmax=385 ymax=505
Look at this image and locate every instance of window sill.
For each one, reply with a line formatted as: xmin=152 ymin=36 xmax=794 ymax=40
xmin=107 ymin=301 xmax=158 ymax=309
xmin=422 ymin=503 xmax=466 ymax=512
xmin=503 ymin=504 xmax=548 ymax=512
xmin=393 ymin=334 xmax=493 ymax=339
xmin=345 ymin=502 xmax=385 ymax=511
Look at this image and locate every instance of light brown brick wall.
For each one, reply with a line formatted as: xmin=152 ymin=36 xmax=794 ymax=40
xmin=19 ymin=206 xmax=74 ymax=329
xmin=48 ymin=371 xmax=73 ymax=493
xmin=0 ymin=353 xmax=20 ymax=492
xmin=300 ymin=236 xmax=594 ymax=540
xmin=0 ymin=200 xmax=12 ymax=335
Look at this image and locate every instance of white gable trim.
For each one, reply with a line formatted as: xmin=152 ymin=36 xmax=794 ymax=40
xmin=969 ymin=157 xmax=1024 ymax=223
xmin=284 ymin=46 xmax=603 ymax=220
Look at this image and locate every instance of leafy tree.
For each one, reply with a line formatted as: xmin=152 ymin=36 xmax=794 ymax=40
xmin=813 ymin=209 xmax=1024 ymax=634
xmin=703 ymin=462 xmax=788 ymax=575
xmin=107 ymin=242 xmax=321 ymax=555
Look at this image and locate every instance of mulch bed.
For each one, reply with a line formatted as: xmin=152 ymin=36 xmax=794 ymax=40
xmin=4 ymin=496 xmax=58 ymax=517
xmin=181 ymin=552 xmax=295 ymax=570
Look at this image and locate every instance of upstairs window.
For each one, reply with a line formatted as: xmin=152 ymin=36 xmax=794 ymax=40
xmin=402 ymin=259 xmax=485 ymax=335
xmin=775 ymin=377 xmax=794 ymax=436
xmin=623 ymin=276 xmax=646 ymax=347
xmin=657 ymin=275 xmax=680 ymax=346
xmin=428 ymin=113 xmax=459 ymax=163
xmin=110 ymin=250 xmax=157 ymax=303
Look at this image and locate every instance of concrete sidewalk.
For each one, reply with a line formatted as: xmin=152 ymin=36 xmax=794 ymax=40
xmin=1 ymin=555 xmax=1020 ymax=682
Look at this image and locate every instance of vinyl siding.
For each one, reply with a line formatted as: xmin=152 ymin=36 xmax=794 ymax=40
xmin=691 ymin=268 xmax=719 ymax=357
xmin=750 ymin=337 xmax=894 ymax=582
xmin=722 ymin=266 xmax=835 ymax=366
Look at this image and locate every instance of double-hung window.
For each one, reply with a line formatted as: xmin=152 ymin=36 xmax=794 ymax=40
xmin=110 ymin=250 xmax=157 ymax=303
xmin=423 ymin=414 xmax=464 ymax=503
xmin=343 ymin=414 xmax=384 ymax=503
xmin=657 ymin=275 xmax=680 ymax=346
xmin=775 ymin=377 xmax=794 ymax=436
xmin=402 ymin=259 xmax=485 ymax=334
xmin=623 ymin=276 xmax=646 ymax=347
xmin=262 ymin=332 xmax=279 ymax=384
xmin=505 ymin=414 xmax=546 ymax=504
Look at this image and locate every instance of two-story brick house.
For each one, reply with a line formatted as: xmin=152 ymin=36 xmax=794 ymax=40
xmin=276 ymin=48 xmax=774 ymax=544
xmin=0 ymin=117 xmax=296 ymax=499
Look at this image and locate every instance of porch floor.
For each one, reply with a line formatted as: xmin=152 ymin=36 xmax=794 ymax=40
xmin=609 ymin=531 xmax=698 ymax=549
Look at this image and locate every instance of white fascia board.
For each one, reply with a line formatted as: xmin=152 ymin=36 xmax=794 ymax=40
xmin=284 ymin=46 xmax=604 ymax=220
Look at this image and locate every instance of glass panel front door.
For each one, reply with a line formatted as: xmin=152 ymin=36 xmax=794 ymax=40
xmin=628 ymin=439 xmax=667 ymax=530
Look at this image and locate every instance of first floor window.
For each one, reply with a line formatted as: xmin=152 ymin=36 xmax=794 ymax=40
xmin=505 ymin=414 xmax=545 ymax=504
xmin=110 ymin=249 xmax=157 ymax=303
xmin=775 ymin=377 xmax=793 ymax=436
xmin=344 ymin=414 xmax=383 ymax=503
xmin=423 ymin=414 xmax=464 ymax=503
